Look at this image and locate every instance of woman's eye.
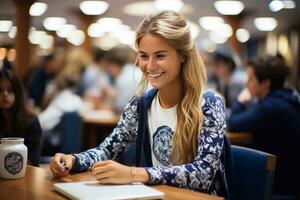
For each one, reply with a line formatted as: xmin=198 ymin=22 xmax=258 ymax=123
xmin=156 ymin=54 xmax=165 ymax=59
xmin=140 ymin=54 xmax=148 ymax=60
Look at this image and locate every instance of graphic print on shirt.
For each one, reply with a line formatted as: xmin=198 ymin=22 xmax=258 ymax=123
xmin=152 ymin=125 xmax=174 ymax=166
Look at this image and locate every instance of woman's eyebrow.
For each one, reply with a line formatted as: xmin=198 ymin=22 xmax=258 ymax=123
xmin=138 ymin=50 xmax=168 ymax=54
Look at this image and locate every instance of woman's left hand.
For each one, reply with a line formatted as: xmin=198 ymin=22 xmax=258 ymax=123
xmin=91 ymin=160 xmax=132 ymax=184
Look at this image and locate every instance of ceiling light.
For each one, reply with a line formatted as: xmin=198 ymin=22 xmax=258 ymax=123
xmin=0 ymin=20 xmax=13 ymax=32
xmin=282 ymin=0 xmax=296 ymax=9
xmin=236 ymin=28 xmax=250 ymax=43
xmin=79 ymin=1 xmax=109 ymax=15
xmin=254 ymin=17 xmax=278 ymax=31
xmin=67 ymin=30 xmax=85 ymax=46
xmin=209 ymin=31 xmax=228 ymax=44
xmin=214 ymin=1 xmax=244 ymax=15
xmin=123 ymin=1 xmax=158 ymax=16
xmin=199 ymin=16 xmax=224 ymax=31
xmin=29 ymin=30 xmax=46 ymax=44
xmin=30 ymin=2 xmax=48 ymax=16
xmin=8 ymin=26 xmax=17 ymax=38
xmin=43 ymin=17 xmax=66 ymax=31
xmin=88 ymin=23 xmax=105 ymax=37
xmin=97 ymin=17 xmax=122 ymax=25
xmin=39 ymin=35 xmax=54 ymax=49
xmin=269 ymin=0 xmax=284 ymax=12
xmin=56 ymin=24 xmax=76 ymax=38
xmin=155 ymin=0 xmax=183 ymax=12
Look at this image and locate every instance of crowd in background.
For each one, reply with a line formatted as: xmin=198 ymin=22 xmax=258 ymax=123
xmin=1 ymin=41 xmax=300 ymax=198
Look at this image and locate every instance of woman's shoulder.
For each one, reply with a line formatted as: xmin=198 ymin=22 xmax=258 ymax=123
xmin=202 ymin=90 xmax=225 ymax=107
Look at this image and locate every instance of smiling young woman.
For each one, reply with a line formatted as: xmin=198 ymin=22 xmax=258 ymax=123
xmin=50 ymin=10 xmax=229 ymax=198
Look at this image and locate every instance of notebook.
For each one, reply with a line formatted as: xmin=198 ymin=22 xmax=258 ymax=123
xmin=53 ymin=181 xmax=164 ymax=200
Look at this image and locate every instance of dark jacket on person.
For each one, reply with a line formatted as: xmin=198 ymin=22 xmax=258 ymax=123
xmin=227 ymin=87 xmax=300 ymax=194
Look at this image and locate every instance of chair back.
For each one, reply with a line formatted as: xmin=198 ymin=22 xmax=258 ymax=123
xmin=60 ymin=111 xmax=82 ymax=154
xmin=231 ymin=145 xmax=276 ymax=200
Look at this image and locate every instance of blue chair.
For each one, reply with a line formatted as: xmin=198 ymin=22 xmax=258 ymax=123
xmin=59 ymin=111 xmax=82 ymax=154
xmin=231 ymin=145 xmax=276 ymax=200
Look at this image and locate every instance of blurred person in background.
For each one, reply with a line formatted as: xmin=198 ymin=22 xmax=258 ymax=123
xmin=81 ymin=47 xmax=111 ymax=109
xmin=27 ymin=50 xmax=65 ymax=108
xmin=105 ymin=45 xmax=142 ymax=112
xmin=39 ymin=72 xmax=83 ymax=155
xmin=0 ymin=69 xmax=42 ymax=166
xmin=211 ymin=48 xmax=247 ymax=109
xmin=227 ymin=55 xmax=300 ymax=198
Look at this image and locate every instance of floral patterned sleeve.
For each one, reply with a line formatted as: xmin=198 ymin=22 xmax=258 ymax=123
xmin=72 ymin=97 xmax=139 ymax=172
xmin=145 ymin=91 xmax=226 ymax=191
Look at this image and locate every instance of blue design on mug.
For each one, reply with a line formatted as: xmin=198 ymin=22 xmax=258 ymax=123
xmin=153 ymin=125 xmax=174 ymax=166
xmin=4 ymin=152 xmax=23 ymax=175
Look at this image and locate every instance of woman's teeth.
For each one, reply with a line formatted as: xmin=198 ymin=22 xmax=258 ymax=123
xmin=148 ymin=72 xmax=164 ymax=78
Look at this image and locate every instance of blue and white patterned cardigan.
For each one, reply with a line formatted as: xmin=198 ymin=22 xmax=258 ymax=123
xmin=72 ymin=89 xmax=227 ymax=195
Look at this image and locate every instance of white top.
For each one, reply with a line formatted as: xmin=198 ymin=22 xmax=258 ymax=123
xmin=38 ymin=89 xmax=83 ymax=132
xmin=147 ymin=93 xmax=177 ymax=167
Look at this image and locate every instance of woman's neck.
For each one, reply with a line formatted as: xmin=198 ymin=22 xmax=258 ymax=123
xmin=158 ymin=83 xmax=183 ymax=109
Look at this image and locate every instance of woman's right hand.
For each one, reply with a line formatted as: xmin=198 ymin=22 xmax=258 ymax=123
xmin=49 ymin=153 xmax=75 ymax=177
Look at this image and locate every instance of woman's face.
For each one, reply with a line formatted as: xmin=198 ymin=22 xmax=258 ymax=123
xmin=138 ymin=34 xmax=183 ymax=91
xmin=0 ymin=79 xmax=15 ymax=109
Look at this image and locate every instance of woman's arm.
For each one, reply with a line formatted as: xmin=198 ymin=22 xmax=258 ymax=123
xmin=145 ymin=92 xmax=226 ymax=191
xmin=71 ymin=97 xmax=139 ymax=172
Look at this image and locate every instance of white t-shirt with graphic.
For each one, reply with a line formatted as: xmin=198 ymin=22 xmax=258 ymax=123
xmin=147 ymin=93 xmax=177 ymax=167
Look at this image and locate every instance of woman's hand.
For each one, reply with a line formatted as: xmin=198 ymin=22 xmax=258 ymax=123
xmin=49 ymin=153 xmax=75 ymax=177
xmin=91 ymin=160 xmax=149 ymax=184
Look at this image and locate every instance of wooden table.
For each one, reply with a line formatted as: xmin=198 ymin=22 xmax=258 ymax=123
xmin=0 ymin=166 xmax=223 ymax=200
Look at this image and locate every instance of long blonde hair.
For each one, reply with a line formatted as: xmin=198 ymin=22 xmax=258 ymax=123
xmin=135 ymin=11 xmax=207 ymax=164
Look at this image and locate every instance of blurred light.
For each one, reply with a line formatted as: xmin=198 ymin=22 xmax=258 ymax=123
xmin=8 ymin=26 xmax=17 ymax=38
xmin=97 ymin=35 xmax=119 ymax=50
xmin=216 ymin=23 xmax=233 ymax=37
xmin=0 ymin=48 xmax=6 ymax=60
xmin=282 ymin=0 xmax=296 ymax=9
xmin=30 ymin=2 xmax=48 ymax=16
xmin=123 ymin=1 xmax=158 ymax=16
xmin=43 ymin=17 xmax=66 ymax=31
xmin=56 ymin=24 xmax=76 ymax=38
xmin=236 ymin=28 xmax=250 ymax=43
xmin=199 ymin=16 xmax=224 ymax=31
xmin=209 ymin=31 xmax=228 ymax=44
xmin=155 ymin=0 xmax=183 ymax=12
xmin=88 ymin=23 xmax=105 ymax=37
xmin=29 ymin=30 xmax=46 ymax=44
xmin=67 ymin=30 xmax=85 ymax=46
xmin=188 ymin=21 xmax=200 ymax=39
xmin=214 ymin=1 xmax=244 ymax=15
xmin=254 ymin=17 xmax=278 ymax=31
xmin=278 ymin=34 xmax=289 ymax=55
xmin=0 ymin=20 xmax=13 ymax=32
xmin=269 ymin=0 xmax=284 ymax=12
xmin=39 ymin=35 xmax=54 ymax=49
xmin=97 ymin=17 xmax=122 ymax=25
xmin=111 ymin=30 xmax=136 ymax=45
xmin=79 ymin=1 xmax=109 ymax=15
xmin=201 ymin=39 xmax=217 ymax=53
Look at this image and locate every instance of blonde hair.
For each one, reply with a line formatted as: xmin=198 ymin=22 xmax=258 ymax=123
xmin=135 ymin=11 xmax=207 ymax=164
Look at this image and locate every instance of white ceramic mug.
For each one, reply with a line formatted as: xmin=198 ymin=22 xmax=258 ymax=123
xmin=0 ymin=137 xmax=27 ymax=179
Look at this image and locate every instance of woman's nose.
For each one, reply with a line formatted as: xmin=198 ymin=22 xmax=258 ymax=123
xmin=146 ymin=57 xmax=157 ymax=70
